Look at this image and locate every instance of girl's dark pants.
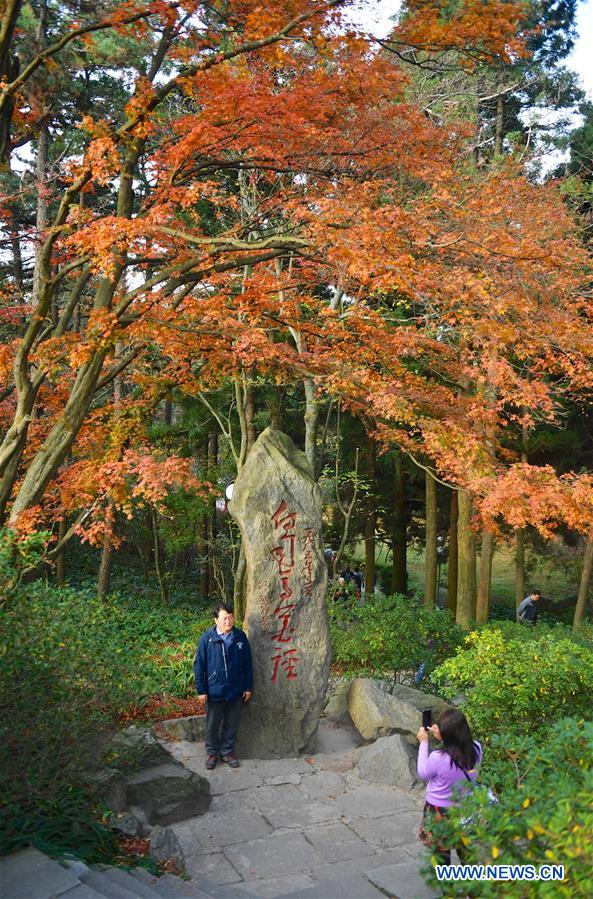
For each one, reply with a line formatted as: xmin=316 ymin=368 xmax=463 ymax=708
xmin=421 ymin=801 xmax=467 ymax=866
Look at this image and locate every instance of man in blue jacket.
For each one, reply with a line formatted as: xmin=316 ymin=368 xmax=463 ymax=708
xmin=194 ymin=604 xmax=253 ymax=769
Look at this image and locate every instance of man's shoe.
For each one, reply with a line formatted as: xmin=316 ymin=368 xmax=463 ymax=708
xmin=205 ymin=755 xmax=218 ymax=770
xmin=221 ymin=753 xmax=240 ymax=768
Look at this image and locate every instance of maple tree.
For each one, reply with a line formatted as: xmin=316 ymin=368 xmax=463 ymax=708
xmin=0 ymin=0 xmax=592 ymax=629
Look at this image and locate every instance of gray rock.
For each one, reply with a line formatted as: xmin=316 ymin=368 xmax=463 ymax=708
xmin=229 ymin=428 xmax=331 ymax=759
xmin=355 ymin=733 xmax=420 ymax=790
xmin=128 ymin=804 xmax=150 ymax=831
xmin=323 ymin=678 xmax=353 ymax=723
xmin=126 ymin=764 xmax=211 ymax=826
xmin=348 ymin=679 xmax=450 ymax=740
xmin=91 ymin=768 xmax=127 ymax=812
xmin=149 ymin=825 xmax=186 ymax=872
xmin=106 ymin=810 xmax=145 ymax=837
xmin=390 ymin=683 xmax=451 ymax=722
xmin=348 ymin=679 xmax=407 ymax=739
xmin=105 ymin=726 xmax=172 ymax=772
xmin=153 ymin=716 xmax=205 ymax=743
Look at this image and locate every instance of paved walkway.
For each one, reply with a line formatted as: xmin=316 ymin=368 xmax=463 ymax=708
xmin=166 ymin=719 xmax=438 ymax=899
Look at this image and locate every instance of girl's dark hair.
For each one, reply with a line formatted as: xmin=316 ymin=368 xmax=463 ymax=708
xmin=437 ymin=708 xmax=477 ymax=772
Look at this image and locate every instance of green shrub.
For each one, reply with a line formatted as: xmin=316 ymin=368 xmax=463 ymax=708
xmin=0 ymin=794 xmax=118 ymax=862
xmin=0 ymin=570 xmax=211 ymax=857
xmin=432 ymin=626 xmax=593 ymax=742
xmin=0 ymin=528 xmax=52 ymax=597
xmin=425 ymin=719 xmax=593 ymax=897
xmin=330 ymin=594 xmax=463 ymax=685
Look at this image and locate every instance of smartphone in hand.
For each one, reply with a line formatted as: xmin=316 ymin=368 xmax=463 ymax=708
xmin=422 ymin=708 xmax=432 ymax=731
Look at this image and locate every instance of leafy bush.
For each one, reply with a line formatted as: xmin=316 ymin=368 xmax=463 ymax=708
xmin=330 ymin=594 xmax=463 ymax=685
xmin=0 ymin=569 xmax=212 ymax=856
xmin=0 ymin=795 xmax=118 ymax=862
xmin=432 ymin=625 xmax=593 ymax=743
xmin=425 ymin=719 xmax=593 ymax=897
xmin=0 ymin=527 xmax=51 ymax=597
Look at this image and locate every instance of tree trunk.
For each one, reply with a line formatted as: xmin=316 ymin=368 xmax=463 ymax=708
xmin=391 ymin=452 xmax=407 ymax=595
xmin=8 ymin=350 xmax=109 ymax=522
xmin=55 ymin=516 xmax=67 ymax=586
xmin=448 ymin=489 xmax=458 ymax=614
xmin=456 ymin=489 xmax=476 ymax=627
xmin=151 ymin=507 xmax=169 ymax=604
xmin=364 ymin=435 xmax=376 ymax=598
xmin=303 ymin=376 xmax=319 ymax=475
xmin=233 ymin=542 xmax=247 ymax=620
xmin=476 ymin=530 xmax=494 ymax=624
xmin=244 ymin=368 xmax=256 ymax=451
xmin=514 ymin=527 xmax=525 ymax=620
xmin=469 ymin=526 xmax=477 ymax=610
xmin=573 ymin=536 xmax=593 ymax=629
xmin=197 ymin=437 xmax=209 ymax=598
xmin=424 ymin=470 xmax=437 ymax=607
xmin=97 ymin=499 xmax=116 ymax=600
xmin=33 ymin=122 xmax=49 ymax=310
xmin=207 ymin=430 xmax=219 ymax=596
xmin=198 ymin=515 xmax=210 ymax=599
xmin=494 ymin=94 xmax=504 ymax=157
xmin=97 ymin=526 xmax=115 ymax=601
xmin=515 ymin=428 xmax=528 ymax=620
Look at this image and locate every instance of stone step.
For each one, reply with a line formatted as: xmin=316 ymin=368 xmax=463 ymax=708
xmin=155 ymin=873 xmax=216 ymax=898
xmin=186 ymin=881 xmax=253 ymax=899
xmin=57 ymin=885 xmax=108 ymax=899
xmin=131 ymin=868 xmax=209 ymax=899
xmin=102 ymin=866 xmax=166 ymax=898
xmin=0 ymin=847 xmax=81 ymax=899
xmin=81 ymin=868 xmax=142 ymax=899
xmin=131 ymin=867 xmax=185 ymax=898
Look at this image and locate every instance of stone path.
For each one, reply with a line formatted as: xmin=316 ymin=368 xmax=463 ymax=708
xmin=165 ymin=719 xmax=438 ymax=899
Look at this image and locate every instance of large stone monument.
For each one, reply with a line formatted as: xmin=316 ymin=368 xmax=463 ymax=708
xmin=228 ymin=428 xmax=331 ymax=758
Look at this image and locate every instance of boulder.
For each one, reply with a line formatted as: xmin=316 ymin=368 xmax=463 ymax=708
xmin=390 ymin=684 xmax=451 ymax=724
xmin=125 ymin=763 xmax=211 ymax=827
xmin=348 ymin=678 xmax=451 ymax=741
xmin=92 ymin=768 xmax=127 ymax=812
xmin=229 ymin=428 xmax=331 ymax=758
xmin=106 ymin=810 xmax=145 ymax=838
xmin=153 ymin=716 xmax=206 ymax=743
xmin=355 ymin=734 xmax=420 ymax=791
xmin=105 ymin=726 xmax=171 ymax=772
xmin=149 ymin=826 xmax=185 ymax=872
xmin=324 ymin=678 xmax=353 ymax=724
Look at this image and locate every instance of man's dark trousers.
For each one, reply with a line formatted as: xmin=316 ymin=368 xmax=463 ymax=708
xmin=205 ymin=698 xmax=243 ymax=757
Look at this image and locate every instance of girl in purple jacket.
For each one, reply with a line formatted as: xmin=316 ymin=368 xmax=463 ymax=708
xmin=417 ymin=708 xmax=483 ymax=864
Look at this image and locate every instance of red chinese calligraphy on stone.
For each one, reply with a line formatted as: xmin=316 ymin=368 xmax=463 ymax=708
xmin=271 ymin=500 xmax=298 ymax=535
xmin=271 ymin=648 xmax=299 ymax=682
xmin=270 ymin=499 xmax=299 ymax=680
xmin=279 ymin=575 xmax=293 ymax=601
xmin=272 ymin=603 xmax=295 ymax=642
xmin=271 ymin=534 xmax=295 ymax=574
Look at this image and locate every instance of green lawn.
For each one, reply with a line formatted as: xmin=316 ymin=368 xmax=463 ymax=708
xmin=369 ymin=542 xmax=581 ymax=607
